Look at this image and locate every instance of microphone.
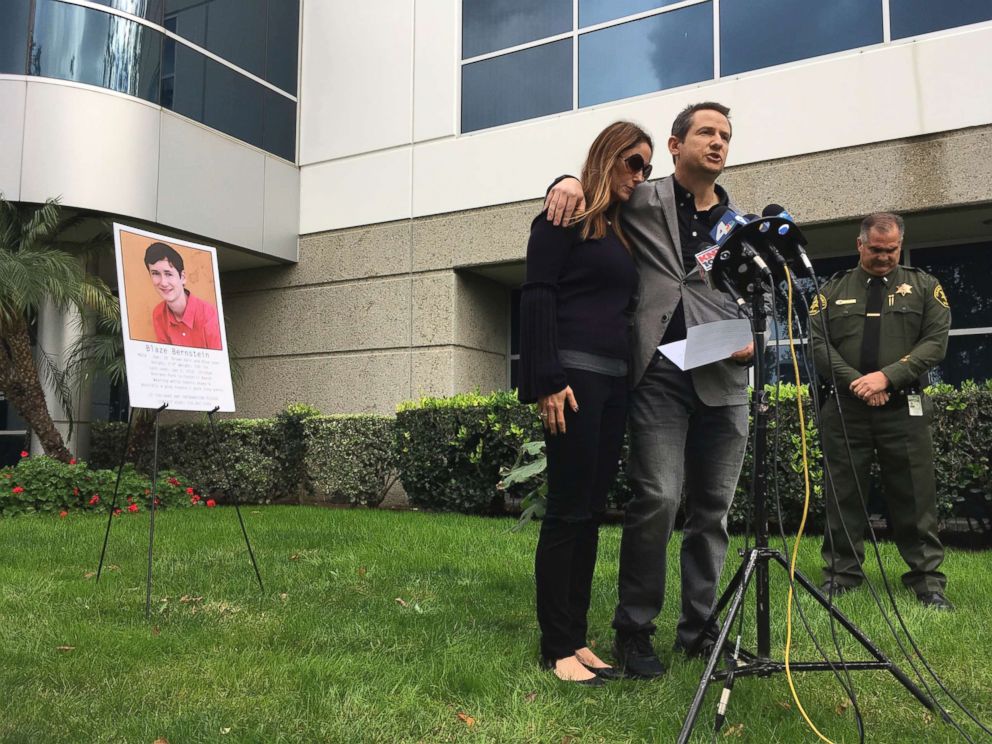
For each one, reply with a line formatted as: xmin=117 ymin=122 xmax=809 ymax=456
xmin=761 ymin=203 xmax=815 ymax=276
xmin=694 ymin=241 xmax=751 ymax=316
xmin=706 ymin=207 xmax=773 ymax=282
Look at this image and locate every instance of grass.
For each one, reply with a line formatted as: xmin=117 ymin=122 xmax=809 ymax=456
xmin=0 ymin=507 xmax=990 ymax=743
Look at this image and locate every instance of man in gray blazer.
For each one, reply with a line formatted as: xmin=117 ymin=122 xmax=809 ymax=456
xmin=545 ymin=102 xmax=752 ymax=678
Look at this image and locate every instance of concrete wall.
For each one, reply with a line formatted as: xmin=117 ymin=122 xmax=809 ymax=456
xmin=226 ymin=124 xmax=992 ymax=417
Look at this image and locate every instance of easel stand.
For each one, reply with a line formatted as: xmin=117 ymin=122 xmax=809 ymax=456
xmin=96 ymin=403 xmax=263 ymax=620
xmin=676 ymin=290 xmax=934 ymax=743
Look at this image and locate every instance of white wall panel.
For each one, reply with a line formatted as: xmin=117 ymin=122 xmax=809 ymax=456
xmin=300 ymin=148 xmax=412 ymax=233
xmin=20 ymin=82 xmax=160 ymax=218
xmin=263 ymin=156 xmax=301 ymax=261
xmin=158 ymin=112 xmax=266 ymax=251
xmin=408 ymin=24 xmax=992 ymax=219
xmin=413 ymin=0 xmax=458 ymax=142
xmin=0 ymin=80 xmax=26 ymax=201
xmin=299 ymin=1 xmax=414 ymax=164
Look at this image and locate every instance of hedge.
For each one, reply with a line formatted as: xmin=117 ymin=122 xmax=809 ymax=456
xmin=303 ymin=415 xmax=397 ymax=507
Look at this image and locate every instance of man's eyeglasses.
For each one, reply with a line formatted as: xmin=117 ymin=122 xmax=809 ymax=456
xmin=621 ymin=153 xmax=652 ymax=179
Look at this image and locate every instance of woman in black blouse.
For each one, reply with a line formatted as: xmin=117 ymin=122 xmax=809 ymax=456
xmin=519 ymin=121 xmax=652 ymax=685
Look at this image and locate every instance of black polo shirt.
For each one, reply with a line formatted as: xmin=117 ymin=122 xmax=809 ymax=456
xmin=661 ymin=178 xmax=731 ymax=343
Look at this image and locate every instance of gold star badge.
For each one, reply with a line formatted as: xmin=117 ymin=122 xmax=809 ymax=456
xmin=896 ymin=283 xmax=913 ymax=296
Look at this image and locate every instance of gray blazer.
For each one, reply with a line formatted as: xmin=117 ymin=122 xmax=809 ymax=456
xmin=622 ymin=175 xmax=749 ymax=406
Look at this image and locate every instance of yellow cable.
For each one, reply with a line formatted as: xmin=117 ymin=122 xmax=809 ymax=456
xmin=783 ymin=267 xmax=837 ymax=744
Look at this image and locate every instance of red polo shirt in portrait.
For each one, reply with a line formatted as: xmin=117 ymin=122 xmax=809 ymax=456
xmin=152 ymin=291 xmax=222 ymax=350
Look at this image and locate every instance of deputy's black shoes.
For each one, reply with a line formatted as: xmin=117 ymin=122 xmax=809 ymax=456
xmin=819 ymin=579 xmax=859 ymax=598
xmin=917 ymin=591 xmax=954 ymax=611
xmin=613 ymin=632 xmax=666 ymax=679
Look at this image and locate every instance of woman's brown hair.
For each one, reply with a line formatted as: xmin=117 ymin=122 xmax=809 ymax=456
xmin=572 ymin=121 xmax=653 ymax=250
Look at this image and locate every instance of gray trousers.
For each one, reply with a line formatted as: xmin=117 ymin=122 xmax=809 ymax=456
xmin=612 ymin=356 xmax=748 ymax=647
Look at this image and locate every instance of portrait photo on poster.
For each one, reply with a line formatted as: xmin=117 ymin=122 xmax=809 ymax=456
xmin=113 ymin=224 xmax=235 ymax=413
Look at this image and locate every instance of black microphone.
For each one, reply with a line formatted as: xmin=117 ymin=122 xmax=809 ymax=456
xmin=761 ymin=203 xmax=815 ymax=276
xmin=694 ymin=242 xmax=751 ymax=316
xmin=706 ymin=207 xmax=773 ymax=283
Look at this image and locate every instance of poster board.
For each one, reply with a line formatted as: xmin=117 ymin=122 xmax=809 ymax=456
xmin=113 ymin=224 xmax=235 ymax=412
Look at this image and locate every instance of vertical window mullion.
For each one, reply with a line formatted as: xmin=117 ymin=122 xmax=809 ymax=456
xmin=572 ymin=0 xmax=578 ymax=111
xmin=882 ymin=0 xmax=892 ymax=42
xmin=712 ymin=0 xmax=720 ymax=79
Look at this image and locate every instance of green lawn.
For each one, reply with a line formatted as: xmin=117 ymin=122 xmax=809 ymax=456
xmin=1 ymin=507 xmax=989 ymax=743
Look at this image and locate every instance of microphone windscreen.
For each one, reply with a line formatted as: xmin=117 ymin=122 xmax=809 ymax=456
xmin=743 ymin=214 xmax=759 ymax=221
xmin=707 ymin=204 xmax=732 ymax=227
xmin=762 ymin=203 xmax=786 ymax=217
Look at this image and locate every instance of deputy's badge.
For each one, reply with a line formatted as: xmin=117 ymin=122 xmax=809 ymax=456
xmin=896 ymin=283 xmax=913 ymax=296
xmin=934 ymin=283 xmax=949 ymax=308
xmin=809 ymin=293 xmax=827 ymax=316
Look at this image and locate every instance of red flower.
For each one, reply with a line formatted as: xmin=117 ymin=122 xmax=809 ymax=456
xmin=186 ymin=487 xmax=195 ymax=495
xmin=154 ymin=498 xmax=161 ymax=506
xmin=73 ymin=487 xmax=80 ymax=496
xmin=20 ymin=451 xmax=28 ymax=458
xmin=190 ymin=494 xmax=201 ymax=504
xmin=69 ymin=458 xmax=77 ymax=465
xmin=12 ymin=486 xmax=24 ymax=494
xmin=59 ymin=510 xmax=68 ymax=518
xmin=127 ymin=503 xmax=139 ymax=513
xmin=167 ymin=477 xmax=180 ymax=487
xmin=113 ymin=507 xmax=122 ymax=515
xmin=206 ymin=499 xmax=216 ymax=508
xmin=89 ymin=495 xmax=100 ymax=506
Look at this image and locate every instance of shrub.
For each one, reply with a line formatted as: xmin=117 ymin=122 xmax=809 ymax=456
xmin=394 ymin=391 xmax=543 ymax=514
xmin=91 ymin=418 xmax=282 ymax=505
xmin=1 ymin=455 xmax=193 ymax=516
xmin=275 ymin=403 xmax=322 ymax=502
xmin=303 ymin=415 xmax=397 ymax=507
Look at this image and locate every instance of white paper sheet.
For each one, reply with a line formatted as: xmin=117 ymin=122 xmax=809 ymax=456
xmin=657 ymin=319 xmax=752 ymax=371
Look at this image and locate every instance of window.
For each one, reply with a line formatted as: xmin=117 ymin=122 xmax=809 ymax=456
xmin=462 ymin=40 xmax=572 ymax=133
xmin=31 ymin=0 xmax=162 ymax=103
xmin=579 ymin=0 xmax=683 ymax=28
xmin=88 ymin=0 xmax=164 ymax=23
xmin=890 ymin=0 xmax=992 ymax=40
xmin=579 ymin=4 xmax=712 ymax=107
xmin=720 ymin=0 xmax=882 ymax=77
xmin=0 ymin=0 xmax=30 ymax=75
xmin=164 ymin=0 xmax=301 ymax=94
xmin=462 ymin=0 xmax=571 ymax=58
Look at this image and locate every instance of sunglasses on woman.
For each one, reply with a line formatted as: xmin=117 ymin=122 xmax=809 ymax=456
xmin=622 ymin=153 xmax=652 ymax=180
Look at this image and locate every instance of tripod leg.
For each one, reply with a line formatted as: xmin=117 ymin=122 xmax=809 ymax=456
xmin=144 ymin=404 xmax=167 ymax=620
xmin=207 ymin=410 xmax=264 ymax=592
xmin=698 ymin=555 xmax=749 ymax=642
xmin=770 ymin=553 xmax=935 ymax=711
xmin=678 ymin=549 xmax=760 ymax=744
xmin=97 ymin=407 xmax=135 ymax=582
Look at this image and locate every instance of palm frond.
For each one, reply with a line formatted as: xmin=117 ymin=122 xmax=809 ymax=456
xmin=35 ymin=343 xmax=76 ymax=441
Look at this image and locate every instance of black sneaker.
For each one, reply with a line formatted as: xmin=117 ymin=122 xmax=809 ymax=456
xmin=819 ymin=580 xmax=858 ymax=598
xmin=917 ymin=591 xmax=954 ymax=611
xmin=613 ymin=632 xmax=666 ymax=679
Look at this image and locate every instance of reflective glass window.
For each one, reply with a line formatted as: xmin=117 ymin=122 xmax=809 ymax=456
xmin=911 ymin=243 xmax=992 ymax=328
xmin=579 ymin=4 xmax=712 ymax=108
xmin=720 ymin=0 xmax=882 ymax=77
xmin=931 ymin=335 xmax=992 ymax=385
xmin=462 ymin=39 xmax=572 ymax=132
xmin=266 ymin=0 xmax=300 ymax=93
xmin=165 ymin=0 xmax=266 ymax=79
xmin=263 ymin=88 xmax=296 ymax=162
xmin=88 ymin=0 xmax=164 ymax=23
xmin=0 ymin=0 xmax=30 ymax=74
xmin=31 ymin=0 xmax=162 ymax=103
xmin=579 ymin=0 xmax=686 ymax=28
xmin=891 ymin=0 xmax=992 ymax=39
xmin=462 ymin=0 xmax=571 ymax=58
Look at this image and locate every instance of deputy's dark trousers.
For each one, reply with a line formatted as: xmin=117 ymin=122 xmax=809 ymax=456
xmin=612 ymin=357 xmax=748 ymax=649
xmin=535 ymin=368 xmax=627 ymax=661
xmin=820 ymin=393 xmax=946 ymax=595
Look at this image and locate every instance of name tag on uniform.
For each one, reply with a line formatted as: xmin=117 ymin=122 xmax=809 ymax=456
xmin=907 ymin=394 xmax=923 ymax=417
xmin=835 ymin=299 xmax=856 ymax=305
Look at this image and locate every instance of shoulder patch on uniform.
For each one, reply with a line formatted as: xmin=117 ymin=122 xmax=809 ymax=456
xmin=934 ymin=283 xmax=949 ymax=308
xmin=809 ymin=293 xmax=827 ymax=316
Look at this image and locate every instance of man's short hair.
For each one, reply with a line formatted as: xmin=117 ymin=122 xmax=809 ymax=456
xmin=671 ymin=101 xmax=732 ymax=141
xmin=144 ymin=242 xmax=184 ymax=273
xmin=860 ymin=212 xmax=905 ymax=242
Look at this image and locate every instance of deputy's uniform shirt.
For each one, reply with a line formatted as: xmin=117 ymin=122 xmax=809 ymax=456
xmin=809 ymin=264 xmax=950 ymax=393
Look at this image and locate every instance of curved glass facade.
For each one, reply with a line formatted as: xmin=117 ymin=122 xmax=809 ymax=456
xmin=462 ymin=0 xmax=992 ymax=133
xmin=3 ymin=0 xmax=297 ymax=161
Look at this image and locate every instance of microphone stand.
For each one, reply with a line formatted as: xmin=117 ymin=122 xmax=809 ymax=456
xmin=676 ymin=281 xmax=935 ymax=742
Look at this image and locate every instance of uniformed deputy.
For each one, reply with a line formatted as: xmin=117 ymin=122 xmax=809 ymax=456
xmin=810 ymin=212 xmax=952 ymax=610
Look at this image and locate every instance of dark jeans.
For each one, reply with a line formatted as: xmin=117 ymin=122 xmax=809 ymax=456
xmin=613 ymin=356 xmax=748 ymax=648
xmin=535 ymin=367 xmax=628 ymax=661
